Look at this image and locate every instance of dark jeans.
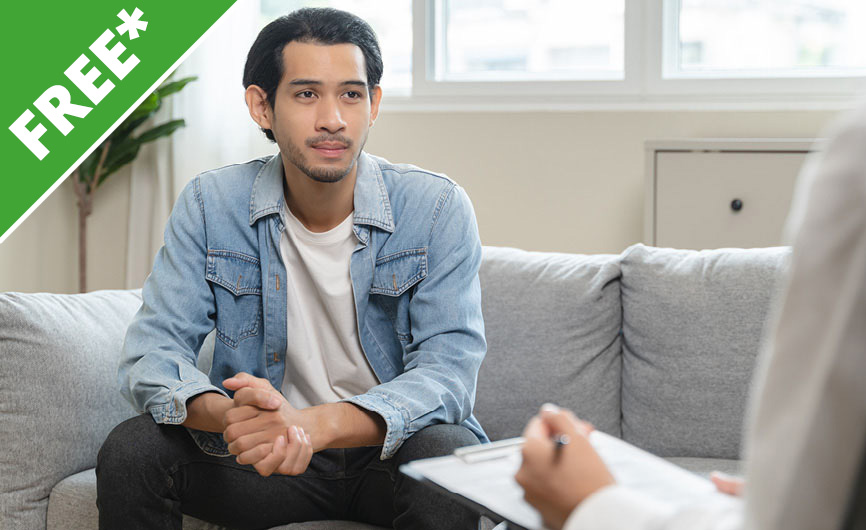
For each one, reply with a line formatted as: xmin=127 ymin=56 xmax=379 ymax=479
xmin=96 ymin=414 xmax=481 ymax=530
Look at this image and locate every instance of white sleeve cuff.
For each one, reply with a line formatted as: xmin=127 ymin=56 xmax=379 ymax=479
xmin=563 ymin=485 xmax=672 ymax=530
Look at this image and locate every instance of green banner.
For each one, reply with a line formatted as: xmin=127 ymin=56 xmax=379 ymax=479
xmin=1 ymin=1 xmax=237 ymax=243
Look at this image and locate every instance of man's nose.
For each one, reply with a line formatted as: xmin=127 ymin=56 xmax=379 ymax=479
xmin=315 ymin=97 xmax=346 ymax=133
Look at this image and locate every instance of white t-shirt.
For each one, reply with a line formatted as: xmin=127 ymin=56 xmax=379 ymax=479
xmin=277 ymin=201 xmax=380 ymax=409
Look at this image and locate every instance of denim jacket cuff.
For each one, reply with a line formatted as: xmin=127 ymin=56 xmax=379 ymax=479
xmin=185 ymin=428 xmax=232 ymax=457
xmin=146 ymin=381 xmax=228 ymax=425
xmin=343 ymin=392 xmax=409 ymax=460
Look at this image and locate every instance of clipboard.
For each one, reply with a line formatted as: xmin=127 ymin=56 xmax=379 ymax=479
xmin=400 ymin=437 xmax=541 ymax=530
xmin=400 ymin=431 xmax=735 ymax=530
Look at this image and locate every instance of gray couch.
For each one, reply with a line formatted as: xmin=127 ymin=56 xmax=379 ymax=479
xmin=0 ymin=244 xmax=789 ymax=529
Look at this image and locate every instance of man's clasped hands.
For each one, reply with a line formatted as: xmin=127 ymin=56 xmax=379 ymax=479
xmin=221 ymin=372 xmax=314 ymax=478
xmin=217 ymin=372 xmax=748 ymax=529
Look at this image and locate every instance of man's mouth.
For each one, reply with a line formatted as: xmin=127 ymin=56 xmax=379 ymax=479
xmin=311 ymin=141 xmax=348 ymax=158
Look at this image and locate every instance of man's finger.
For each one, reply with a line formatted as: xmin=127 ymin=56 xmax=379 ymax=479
xmin=277 ymin=427 xmax=305 ymax=475
xmin=224 ymin=405 xmax=261 ymax=426
xmin=226 ymin=429 xmax=273 ymax=454
xmin=290 ymin=427 xmax=313 ymax=475
xmin=236 ymin=442 xmax=274 ymax=467
xmin=252 ymin=437 xmax=286 ymax=477
xmin=223 ymin=372 xmax=274 ymax=391
xmin=234 ymin=387 xmax=282 ymax=410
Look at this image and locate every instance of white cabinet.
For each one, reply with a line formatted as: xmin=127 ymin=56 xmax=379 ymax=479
xmin=644 ymin=139 xmax=817 ymax=250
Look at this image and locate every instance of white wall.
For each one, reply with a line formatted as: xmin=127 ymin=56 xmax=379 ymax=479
xmin=0 ymin=108 xmax=841 ymax=293
xmin=0 ymin=167 xmax=131 ymax=294
xmin=365 ymin=110 xmax=839 ymax=255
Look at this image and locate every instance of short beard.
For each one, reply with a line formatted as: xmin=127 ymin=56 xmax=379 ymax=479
xmin=283 ymin=134 xmax=358 ymax=184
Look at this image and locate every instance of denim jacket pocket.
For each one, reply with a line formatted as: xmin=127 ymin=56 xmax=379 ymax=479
xmin=370 ymin=248 xmax=427 ymax=343
xmin=205 ymin=250 xmax=263 ymax=349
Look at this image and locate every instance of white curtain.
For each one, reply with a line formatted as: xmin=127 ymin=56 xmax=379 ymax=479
xmin=125 ymin=0 xmax=276 ymax=288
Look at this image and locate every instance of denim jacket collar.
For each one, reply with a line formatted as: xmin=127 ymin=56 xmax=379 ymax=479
xmin=248 ymin=151 xmax=395 ymax=233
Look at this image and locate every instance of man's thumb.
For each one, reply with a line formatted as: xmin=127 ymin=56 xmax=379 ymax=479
xmin=223 ymin=372 xmax=271 ymax=390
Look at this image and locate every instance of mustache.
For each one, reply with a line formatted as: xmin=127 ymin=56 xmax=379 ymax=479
xmin=306 ymin=134 xmax=353 ymax=148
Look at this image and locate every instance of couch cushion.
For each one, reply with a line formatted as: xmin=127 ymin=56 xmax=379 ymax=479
xmin=475 ymin=246 xmax=622 ymax=441
xmin=0 ymin=290 xmax=146 ymax=529
xmin=665 ymin=457 xmax=741 ymax=479
xmin=620 ymin=244 xmax=790 ymax=459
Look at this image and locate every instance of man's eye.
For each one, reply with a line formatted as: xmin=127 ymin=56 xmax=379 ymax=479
xmin=297 ymin=91 xmax=315 ymax=99
xmin=345 ymin=91 xmax=362 ymax=99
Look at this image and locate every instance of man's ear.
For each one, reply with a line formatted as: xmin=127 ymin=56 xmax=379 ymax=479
xmin=369 ymin=85 xmax=382 ymax=127
xmin=245 ymin=85 xmax=273 ymax=131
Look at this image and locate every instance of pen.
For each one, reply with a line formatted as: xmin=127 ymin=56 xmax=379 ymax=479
xmin=454 ymin=437 xmax=525 ymax=463
xmin=553 ymin=434 xmax=570 ymax=462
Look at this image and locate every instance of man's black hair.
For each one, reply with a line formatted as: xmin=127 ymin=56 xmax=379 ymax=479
xmin=243 ymin=8 xmax=383 ymax=142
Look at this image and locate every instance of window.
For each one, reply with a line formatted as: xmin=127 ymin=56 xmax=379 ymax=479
xmin=257 ymin=0 xmax=866 ymax=109
xmin=438 ymin=0 xmax=624 ymax=81
xmin=668 ymin=0 xmax=866 ymax=78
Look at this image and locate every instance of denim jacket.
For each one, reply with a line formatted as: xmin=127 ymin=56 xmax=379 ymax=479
xmin=119 ymin=152 xmax=489 ymax=459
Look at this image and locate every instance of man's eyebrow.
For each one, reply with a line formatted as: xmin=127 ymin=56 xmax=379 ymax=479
xmin=287 ymin=79 xmax=368 ymax=88
xmin=288 ymin=79 xmax=323 ymax=86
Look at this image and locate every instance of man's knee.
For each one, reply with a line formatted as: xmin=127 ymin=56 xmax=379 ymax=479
xmin=397 ymin=423 xmax=480 ymax=463
xmin=97 ymin=414 xmax=162 ymax=474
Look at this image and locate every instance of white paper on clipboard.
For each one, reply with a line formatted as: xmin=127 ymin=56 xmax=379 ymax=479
xmin=401 ymin=431 xmax=732 ymax=530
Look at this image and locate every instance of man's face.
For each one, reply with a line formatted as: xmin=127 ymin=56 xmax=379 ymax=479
xmin=264 ymin=41 xmax=380 ymax=183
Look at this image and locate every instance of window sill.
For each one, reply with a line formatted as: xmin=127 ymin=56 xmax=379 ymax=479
xmin=377 ymin=92 xmax=864 ymax=113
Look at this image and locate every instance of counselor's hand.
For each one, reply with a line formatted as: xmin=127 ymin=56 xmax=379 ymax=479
xmin=515 ymin=404 xmax=615 ymax=530
xmin=710 ymin=471 xmax=744 ymax=497
xmin=222 ymin=372 xmax=313 ymax=477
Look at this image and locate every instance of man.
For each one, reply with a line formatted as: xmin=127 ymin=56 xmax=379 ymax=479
xmin=96 ymin=8 xmax=488 ymax=529
xmin=515 ymin=102 xmax=866 ymax=529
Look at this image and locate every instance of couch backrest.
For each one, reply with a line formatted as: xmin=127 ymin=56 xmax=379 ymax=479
xmin=474 ymin=247 xmax=623 ymax=441
xmin=619 ymin=244 xmax=790 ymax=459
xmin=0 ymin=290 xmax=143 ymax=530
xmin=475 ymin=244 xmax=790 ymax=461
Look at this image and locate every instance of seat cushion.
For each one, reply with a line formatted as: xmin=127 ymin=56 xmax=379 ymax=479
xmin=620 ymin=244 xmax=790 ymax=459
xmin=665 ymin=457 xmax=741 ymax=479
xmin=475 ymin=246 xmax=622 ymax=441
xmin=0 ymin=290 xmax=144 ymax=529
xmin=45 ymin=468 xmax=386 ymax=530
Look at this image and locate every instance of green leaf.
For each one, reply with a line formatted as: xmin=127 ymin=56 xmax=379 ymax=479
xmin=103 ymin=137 xmax=143 ymax=170
xmin=99 ymin=145 xmax=141 ymax=185
xmin=136 ymin=119 xmax=186 ymax=144
xmin=83 ymin=70 xmax=196 ymax=190
xmin=110 ymin=114 xmax=151 ymax=143
xmin=156 ymin=76 xmax=197 ymax=99
xmin=127 ymin=92 xmax=160 ymax=122
xmin=107 ymin=75 xmax=195 ymax=144
xmin=94 ymin=120 xmax=186 ymax=188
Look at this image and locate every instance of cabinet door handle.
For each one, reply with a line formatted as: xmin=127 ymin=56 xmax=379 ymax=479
xmin=731 ymin=198 xmax=743 ymax=212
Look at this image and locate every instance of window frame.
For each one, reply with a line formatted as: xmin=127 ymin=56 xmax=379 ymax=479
xmin=286 ymin=0 xmax=866 ymax=111
xmin=404 ymin=0 xmax=641 ymax=104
